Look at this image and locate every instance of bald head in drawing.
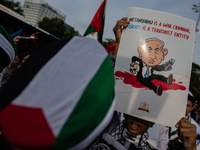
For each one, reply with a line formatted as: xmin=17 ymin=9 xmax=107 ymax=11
xmin=138 ymin=38 xmax=168 ymax=67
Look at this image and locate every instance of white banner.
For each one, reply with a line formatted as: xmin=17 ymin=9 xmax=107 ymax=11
xmin=114 ymin=7 xmax=196 ymax=127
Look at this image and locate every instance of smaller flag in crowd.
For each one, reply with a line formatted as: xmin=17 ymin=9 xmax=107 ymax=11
xmin=105 ymin=43 xmax=115 ymax=54
xmin=30 ymin=32 xmax=40 ymax=39
xmin=21 ymin=32 xmax=40 ymax=39
xmin=84 ymin=0 xmax=107 ymax=43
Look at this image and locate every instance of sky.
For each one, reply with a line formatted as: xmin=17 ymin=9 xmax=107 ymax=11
xmin=15 ymin=0 xmax=200 ymax=66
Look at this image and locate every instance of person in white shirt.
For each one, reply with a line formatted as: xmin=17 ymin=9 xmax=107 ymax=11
xmin=168 ymin=92 xmax=200 ymax=146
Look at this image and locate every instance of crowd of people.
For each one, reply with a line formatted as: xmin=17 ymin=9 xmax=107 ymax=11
xmin=0 ymin=17 xmax=198 ymax=150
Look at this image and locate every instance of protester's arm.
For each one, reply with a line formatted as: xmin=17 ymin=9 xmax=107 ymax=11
xmin=112 ymin=17 xmax=130 ymax=56
xmin=175 ymin=117 xmax=196 ymax=150
xmin=13 ymin=36 xmax=22 ymax=44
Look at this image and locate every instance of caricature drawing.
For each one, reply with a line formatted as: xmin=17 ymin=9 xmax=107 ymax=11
xmin=130 ymin=37 xmax=174 ymax=96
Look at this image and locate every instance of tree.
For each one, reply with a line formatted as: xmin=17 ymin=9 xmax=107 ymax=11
xmin=38 ymin=17 xmax=67 ymax=39
xmin=102 ymin=38 xmax=116 ymax=47
xmin=38 ymin=17 xmax=80 ymax=39
xmin=65 ymin=27 xmax=80 ymax=39
xmin=189 ymin=62 xmax=200 ymax=104
xmin=0 ymin=0 xmax=23 ymax=15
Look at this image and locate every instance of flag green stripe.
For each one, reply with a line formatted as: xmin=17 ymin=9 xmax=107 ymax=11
xmin=54 ymin=55 xmax=115 ymax=150
xmin=170 ymin=130 xmax=177 ymax=137
xmin=83 ymin=24 xmax=99 ymax=37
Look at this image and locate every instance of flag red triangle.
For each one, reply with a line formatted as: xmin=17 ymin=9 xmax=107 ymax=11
xmin=30 ymin=32 xmax=40 ymax=39
xmin=90 ymin=0 xmax=105 ymax=33
xmin=105 ymin=43 xmax=115 ymax=54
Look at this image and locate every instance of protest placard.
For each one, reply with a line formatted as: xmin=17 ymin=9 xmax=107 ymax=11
xmin=114 ymin=7 xmax=196 ymax=127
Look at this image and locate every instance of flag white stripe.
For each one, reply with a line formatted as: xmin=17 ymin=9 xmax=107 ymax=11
xmin=12 ymin=36 xmax=108 ymax=136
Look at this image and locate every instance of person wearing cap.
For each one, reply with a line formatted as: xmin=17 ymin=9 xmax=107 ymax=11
xmin=0 ymin=25 xmax=17 ymax=88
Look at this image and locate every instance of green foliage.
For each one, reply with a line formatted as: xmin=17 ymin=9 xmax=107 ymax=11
xmin=102 ymin=38 xmax=116 ymax=47
xmin=38 ymin=17 xmax=80 ymax=39
xmin=38 ymin=17 xmax=67 ymax=39
xmin=0 ymin=0 xmax=23 ymax=15
xmin=190 ymin=62 xmax=200 ymax=104
xmin=65 ymin=27 xmax=80 ymax=38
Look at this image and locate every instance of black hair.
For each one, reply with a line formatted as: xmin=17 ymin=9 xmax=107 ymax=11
xmin=188 ymin=94 xmax=194 ymax=106
xmin=0 ymin=46 xmax=10 ymax=68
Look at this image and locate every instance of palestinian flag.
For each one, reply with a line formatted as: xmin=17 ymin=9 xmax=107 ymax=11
xmin=30 ymin=32 xmax=40 ymax=39
xmin=83 ymin=0 xmax=107 ymax=44
xmin=105 ymin=43 xmax=116 ymax=54
xmin=0 ymin=36 xmax=116 ymax=150
xmin=21 ymin=32 xmax=40 ymax=40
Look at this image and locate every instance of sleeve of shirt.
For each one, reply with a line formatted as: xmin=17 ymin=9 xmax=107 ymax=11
xmin=190 ymin=118 xmax=200 ymax=135
xmin=157 ymin=124 xmax=168 ymax=150
xmin=109 ymin=52 xmax=116 ymax=68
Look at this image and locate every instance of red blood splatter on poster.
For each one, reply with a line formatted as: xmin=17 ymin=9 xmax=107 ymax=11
xmin=115 ymin=71 xmax=186 ymax=91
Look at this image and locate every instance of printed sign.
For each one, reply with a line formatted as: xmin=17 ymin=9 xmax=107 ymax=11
xmin=114 ymin=7 xmax=196 ymax=127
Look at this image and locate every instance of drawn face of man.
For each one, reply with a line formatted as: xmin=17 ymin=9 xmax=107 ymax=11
xmin=124 ymin=114 xmax=154 ymax=135
xmin=138 ymin=40 xmax=168 ymax=67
